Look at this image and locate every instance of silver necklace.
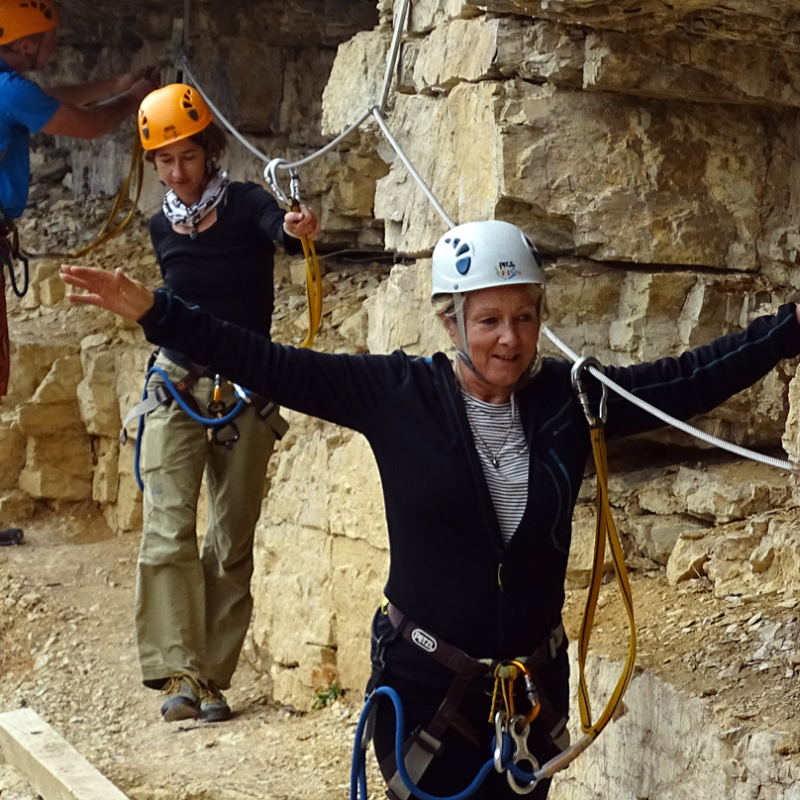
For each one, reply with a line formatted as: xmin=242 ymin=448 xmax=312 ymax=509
xmin=463 ymin=391 xmax=516 ymax=469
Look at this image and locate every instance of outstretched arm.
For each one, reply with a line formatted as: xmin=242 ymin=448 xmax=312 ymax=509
xmin=46 ymin=69 xmax=155 ymax=107
xmin=602 ymin=303 xmax=800 ymax=440
xmin=42 ymin=74 xmax=156 ymax=139
xmin=60 ymin=265 xmax=404 ymax=432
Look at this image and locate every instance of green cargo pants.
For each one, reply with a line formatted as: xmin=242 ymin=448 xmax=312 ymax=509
xmin=136 ymin=354 xmax=282 ymax=689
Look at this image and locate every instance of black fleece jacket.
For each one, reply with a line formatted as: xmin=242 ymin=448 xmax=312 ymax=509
xmin=139 ymin=293 xmax=800 ymax=659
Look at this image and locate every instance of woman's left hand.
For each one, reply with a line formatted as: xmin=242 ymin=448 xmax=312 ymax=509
xmin=61 ymin=265 xmax=155 ymax=321
xmin=284 ymin=205 xmax=321 ymax=240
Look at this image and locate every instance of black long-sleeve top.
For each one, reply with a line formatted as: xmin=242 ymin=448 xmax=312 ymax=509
xmin=148 ymin=181 xmax=302 ymax=344
xmin=139 ymin=292 xmax=800 ymax=659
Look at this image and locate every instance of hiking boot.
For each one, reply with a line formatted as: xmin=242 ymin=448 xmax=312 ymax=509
xmin=199 ymin=682 xmax=232 ymax=722
xmin=159 ymin=672 xmax=202 ymax=722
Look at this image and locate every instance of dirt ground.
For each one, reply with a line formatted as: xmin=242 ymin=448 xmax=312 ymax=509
xmin=3 ymin=505 xmax=800 ymax=800
xmin=2 ymin=197 xmax=800 ymax=798
xmin=0 ymin=504 xmax=383 ymax=800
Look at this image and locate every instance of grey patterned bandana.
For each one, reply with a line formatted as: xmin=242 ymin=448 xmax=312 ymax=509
xmin=162 ymin=171 xmax=230 ymax=233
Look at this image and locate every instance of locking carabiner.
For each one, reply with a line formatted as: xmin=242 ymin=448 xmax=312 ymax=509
xmin=570 ymin=356 xmax=608 ymax=429
xmin=206 ymin=375 xmax=240 ymax=448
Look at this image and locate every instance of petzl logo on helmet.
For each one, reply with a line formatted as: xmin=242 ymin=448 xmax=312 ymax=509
xmin=495 ymin=260 xmax=517 ymax=280
xmin=411 ymin=628 xmax=438 ymax=653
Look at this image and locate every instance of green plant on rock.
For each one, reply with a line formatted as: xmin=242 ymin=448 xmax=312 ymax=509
xmin=311 ymin=680 xmax=342 ymax=711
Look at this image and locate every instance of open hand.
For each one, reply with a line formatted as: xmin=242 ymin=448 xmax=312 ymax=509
xmin=284 ymin=205 xmax=321 ymax=240
xmin=61 ymin=265 xmax=154 ymax=321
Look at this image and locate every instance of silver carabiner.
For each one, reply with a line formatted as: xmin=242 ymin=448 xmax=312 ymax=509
xmin=506 ymin=715 xmax=540 ymax=795
xmin=494 ymin=710 xmax=508 ymax=773
xmin=264 ymin=158 xmax=291 ymax=205
xmin=289 ymin=168 xmax=301 ymax=206
xmin=570 ymin=356 xmax=608 ymax=428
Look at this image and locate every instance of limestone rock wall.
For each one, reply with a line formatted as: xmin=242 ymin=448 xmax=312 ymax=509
xmin=552 ymin=646 xmax=800 ymax=800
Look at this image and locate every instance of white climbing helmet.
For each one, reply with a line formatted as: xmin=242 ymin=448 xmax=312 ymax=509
xmin=431 ymin=219 xmax=545 ymax=297
xmin=431 ymin=220 xmax=546 ymax=367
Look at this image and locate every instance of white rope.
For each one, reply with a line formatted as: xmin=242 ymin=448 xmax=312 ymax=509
xmin=177 ymin=0 xmax=445 ymax=220
xmin=542 ymin=326 xmax=794 ymax=471
xmin=180 ymin=58 xmax=272 ymax=163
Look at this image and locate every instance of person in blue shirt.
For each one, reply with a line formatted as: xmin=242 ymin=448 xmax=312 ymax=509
xmin=0 ymin=0 xmax=155 ymax=546
xmin=0 ymin=0 xmax=155 ymax=222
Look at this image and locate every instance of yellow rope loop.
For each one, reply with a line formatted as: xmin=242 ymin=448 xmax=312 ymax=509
xmin=576 ymin=427 xmax=637 ymax=740
xmin=71 ymin=135 xmax=145 ymax=259
xmin=488 ymin=662 xmax=518 ymax=723
xmin=289 ymin=200 xmax=323 ymax=349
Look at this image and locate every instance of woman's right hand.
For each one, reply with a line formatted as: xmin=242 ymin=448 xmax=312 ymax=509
xmin=61 ymin=265 xmax=155 ymax=321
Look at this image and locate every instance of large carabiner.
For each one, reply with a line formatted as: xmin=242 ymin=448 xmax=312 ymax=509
xmin=570 ymin=356 xmax=608 ymax=429
xmin=264 ymin=158 xmax=291 ymax=205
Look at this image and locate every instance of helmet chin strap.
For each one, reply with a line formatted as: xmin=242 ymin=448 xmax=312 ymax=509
xmin=453 ymin=292 xmax=491 ymax=384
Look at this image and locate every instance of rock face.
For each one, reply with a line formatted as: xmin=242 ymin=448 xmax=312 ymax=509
xmin=552 ymin=645 xmax=800 ymax=800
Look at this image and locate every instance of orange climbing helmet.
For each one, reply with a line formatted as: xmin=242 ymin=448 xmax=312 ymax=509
xmin=0 ymin=0 xmax=59 ymax=45
xmin=138 ymin=83 xmax=214 ymax=151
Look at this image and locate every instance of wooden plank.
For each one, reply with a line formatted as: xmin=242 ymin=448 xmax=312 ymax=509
xmin=0 ymin=708 xmax=130 ymax=800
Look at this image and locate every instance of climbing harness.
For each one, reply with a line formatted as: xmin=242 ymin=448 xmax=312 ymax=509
xmin=351 ymin=352 xmax=638 ymax=798
xmin=121 ymin=359 xmax=261 ymax=491
xmin=353 ymin=686 xmax=514 ymax=800
xmin=0 ymin=210 xmax=30 ymax=298
xmin=353 ymin=603 xmax=568 ymax=800
xmin=352 ymin=690 xmax=557 ymax=799
xmin=350 ymin=355 xmax=636 ymax=798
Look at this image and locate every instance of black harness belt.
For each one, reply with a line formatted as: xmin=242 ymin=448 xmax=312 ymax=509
xmin=376 ymin=603 xmax=568 ymax=800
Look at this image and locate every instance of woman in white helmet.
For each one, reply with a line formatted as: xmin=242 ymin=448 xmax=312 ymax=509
xmin=62 ymin=219 xmax=800 ymax=797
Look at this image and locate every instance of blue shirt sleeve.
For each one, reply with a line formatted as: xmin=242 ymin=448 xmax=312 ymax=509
xmin=1 ymin=71 xmax=60 ymax=132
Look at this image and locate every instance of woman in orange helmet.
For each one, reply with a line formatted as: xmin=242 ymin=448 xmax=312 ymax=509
xmin=128 ymin=84 xmax=319 ymax=723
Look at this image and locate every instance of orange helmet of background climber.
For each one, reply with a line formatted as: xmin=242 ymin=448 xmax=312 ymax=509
xmin=138 ymin=84 xmax=214 ymax=151
xmin=0 ymin=0 xmax=59 ymax=45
